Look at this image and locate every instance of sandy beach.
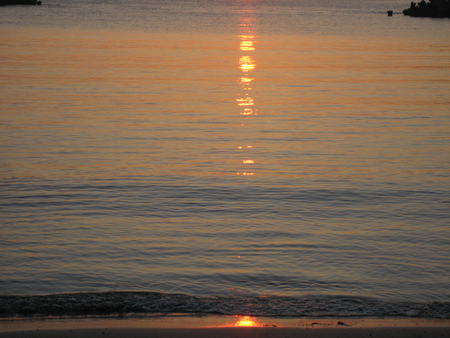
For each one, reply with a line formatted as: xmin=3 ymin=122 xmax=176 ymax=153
xmin=1 ymin=316 xmax=449 ymax=338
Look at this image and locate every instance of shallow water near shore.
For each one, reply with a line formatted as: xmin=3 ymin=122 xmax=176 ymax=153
xmin=1 ymin=0 xmax=450 ymax=316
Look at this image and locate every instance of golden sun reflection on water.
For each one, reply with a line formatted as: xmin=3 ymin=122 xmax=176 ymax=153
xmin=236 ymin=8 xmax=257 ymax=177
xmin=240 ymin=108 xmax=256 ymax=116
xmin=240 ymin=77 xmax=253 ymax=86
xmin=239 ymin=56 xmax=256 ymax=72
xmin=240 ymin=36 xmax=256 ymax=51
xmin=236 ymin=97 xmax=254 ymax=106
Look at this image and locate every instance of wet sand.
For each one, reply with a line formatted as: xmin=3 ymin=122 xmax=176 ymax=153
xmin=1 ymin=316 xmax=449 ymax=338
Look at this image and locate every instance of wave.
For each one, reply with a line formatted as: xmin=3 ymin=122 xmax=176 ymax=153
xmin=1 ymin=292 xmax=449 ymax=319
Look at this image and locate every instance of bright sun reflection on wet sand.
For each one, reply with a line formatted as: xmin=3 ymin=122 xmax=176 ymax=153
xmin=210 ymin=315 xmax=280 ymax=328
xmin=235 ymin=316 xmax=259 ymax=327
xmin=212 ymin=316 xmax=263 ymax=327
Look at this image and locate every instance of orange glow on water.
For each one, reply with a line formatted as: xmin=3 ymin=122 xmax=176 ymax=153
xmin=235 ymin=6 xmax=258 ymax=178
xmin=240 ymin=40 xmax=255 ymax=51
xmin=236 ymin=97 xmax=254 ymax=106
xmin=239 ymin=56 xmax=256 ymax=72
xmin=240 ymin=108 xmax=254 ymax=115
xmin=240 ymin=77 xmax=253 ymax=84
xmin=240 ymin=35 xmax=255 ymax=40
xmin=238 ymin=12 xmax=256 ymax=35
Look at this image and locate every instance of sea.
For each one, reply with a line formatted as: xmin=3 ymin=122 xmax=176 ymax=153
xmin=1 ymin=0 xmax=449 ymax=319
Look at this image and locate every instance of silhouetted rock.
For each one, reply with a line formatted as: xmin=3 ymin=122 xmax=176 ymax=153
xmin=0 ymin=0 xmax=41 ymax=5
xmin=403 ymin=0 xmax=450 ymax=17
xmin=387 ymin=10 xmax=394 ymax=16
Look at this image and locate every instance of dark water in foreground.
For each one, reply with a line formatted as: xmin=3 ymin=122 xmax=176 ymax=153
xmin=1 ymin=292 xmax=449 ymax=318
xmin=1 ymin=0 xmax=449 ymax=317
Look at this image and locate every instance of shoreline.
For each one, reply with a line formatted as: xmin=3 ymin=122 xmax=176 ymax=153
xmin=2 ymin=292 xmax=449 ymax=318
xmin=1 ymin=316 xmax=450 ymax=337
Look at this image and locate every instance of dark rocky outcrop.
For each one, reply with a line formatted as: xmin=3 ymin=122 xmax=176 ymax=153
xmin=403 ymin=0 xmax=450 ymax=17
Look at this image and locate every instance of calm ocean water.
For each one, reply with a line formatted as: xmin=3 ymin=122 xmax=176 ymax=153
xmin=1 ymin=0 xmax=450 ymax=317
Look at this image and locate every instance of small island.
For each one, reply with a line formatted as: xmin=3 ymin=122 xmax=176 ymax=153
xmin=403 ymin=0 xmax=450 ymax=17
xmin=0 ymin=0 xmax=41 ymax=5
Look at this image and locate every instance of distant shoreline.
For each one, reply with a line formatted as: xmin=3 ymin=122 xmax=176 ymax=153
xmin=0 ymin=0 xmax=41 ymax=6
xmin=403 ymin=0 xmax=450 ymax=18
